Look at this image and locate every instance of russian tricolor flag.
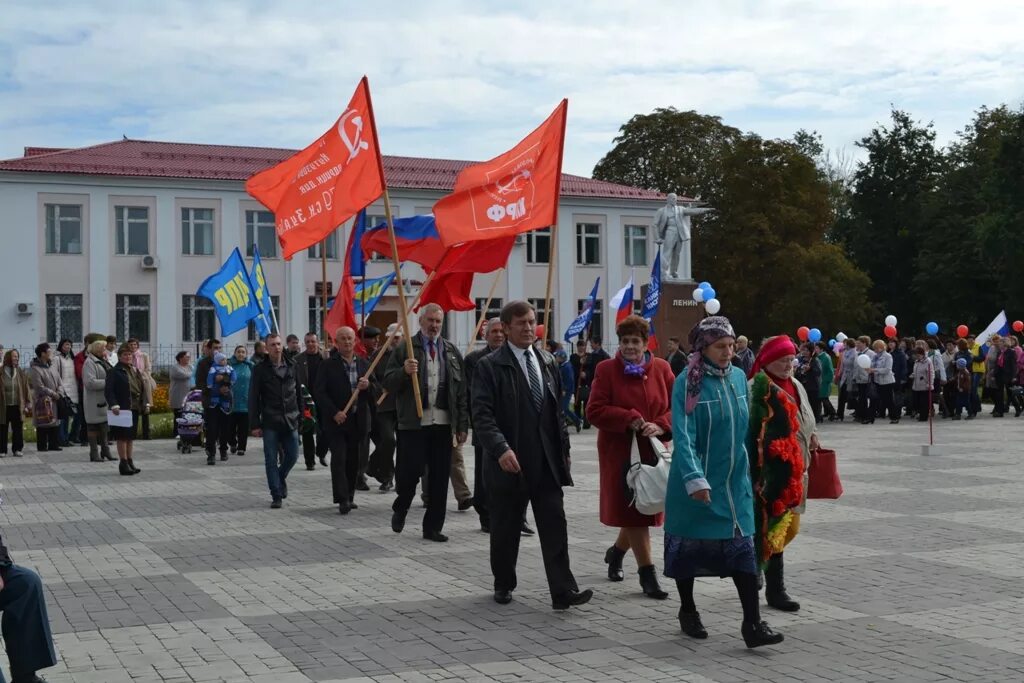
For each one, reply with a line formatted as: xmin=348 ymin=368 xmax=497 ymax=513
xmin=610 ymin=275 xmax=634 ymax=325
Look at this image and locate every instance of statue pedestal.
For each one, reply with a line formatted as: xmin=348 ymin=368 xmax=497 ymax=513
xmin=642 ymin=280 xmax=705 ymax=351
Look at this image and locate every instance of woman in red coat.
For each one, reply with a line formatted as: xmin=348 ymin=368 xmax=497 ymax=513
xmin=587 ymin=315 xmax=674 ymax=600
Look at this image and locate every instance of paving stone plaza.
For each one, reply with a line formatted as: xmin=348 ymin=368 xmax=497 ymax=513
xmin=2 ymin=418 xmax=1024 ymax=683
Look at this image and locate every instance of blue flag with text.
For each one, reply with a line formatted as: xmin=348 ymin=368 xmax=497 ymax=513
xmin=354 ymin=270 xmax=399 ymax=317
xmin=197 ymin=247 xmax=263 ymax=336
xmin=247 ymin=245 xmax=274 ymax=337
xmin=564 ymin=277 xmax=601 ymax=341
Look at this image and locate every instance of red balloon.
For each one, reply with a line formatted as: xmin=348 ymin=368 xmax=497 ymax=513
xmin=797 ymin=326 xmax=810 ymax=341
xmin=956 ymin=324 xmax=969 ymax=338
xmin=1014 ymin=320 xmax=1024 ymax=333
xmin=535 ymin=324 xmax=545 ymax=340
xmin=884 ymin=325 xmax=897 ymax=339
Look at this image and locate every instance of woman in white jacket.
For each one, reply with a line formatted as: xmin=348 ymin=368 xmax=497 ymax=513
xmin=56 ymin=339 xmax=80 ymax=446
xmin=82 ymin=340 xmax=114 ymax=462
xmin=868 ymin=340 xmax=896 ymax=424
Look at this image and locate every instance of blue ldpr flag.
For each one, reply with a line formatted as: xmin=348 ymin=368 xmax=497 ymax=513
xmin=197 ymin=247 xmax=263 ymax=336
xmin=641 ymin=251 xmax=662 ymax=345
xmin=564 ymin=277 xmax=601 ymax=341
xmin=354 ymin=271 xmax=398 ymax=317
xmin=247 ymin=245 xmax=274 ymax=337
xmin=349 ymin=209 xmax=368 ymax=279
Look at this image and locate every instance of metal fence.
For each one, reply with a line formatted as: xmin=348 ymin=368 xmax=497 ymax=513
xmin=0 ymin=343 xmax=211 ymax=375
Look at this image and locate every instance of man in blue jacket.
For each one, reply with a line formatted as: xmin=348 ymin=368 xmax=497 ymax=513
xmin=0 ymin=531 xmax=57 ymax=683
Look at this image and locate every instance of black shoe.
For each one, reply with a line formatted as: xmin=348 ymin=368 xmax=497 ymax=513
xmin=237 ymin=450 xmax=245 ymax=456
xmin=638 ymin=565 xmax=668 ymax=600
xmin=520 ymin=522 xmax=535 ymax=536
xmin=575 ymin=423 xmax=582 ymax=433
xmin=552 ymin=588 xmax=593 ymax=610
xmin=220 ymin=453 xmax=228 ymax=461
xmin=765 ymin=554 xmax=800 ymax=612
xmin=458 ymin=497 xmax=474 ymax=511
xmin=118 ymin=460 xmax=135 ymax=476
xmin=90 ymin=454 xmax=102 ymax=462
xmin=423 ymin=530 xmax=448 ymax=542
xmin=605 ymin=545 xmax=625 ymax=582
xmin=50 ymin=446 xmax=63 ymax=452
xmin=678 ymin=610 xmax=708 ymax=639
xmin=128 ymin=458 xmax=141 ymax=474
xmin=356 ymin=478 xmax=370 ymax=491
xmin=480 ymin=523 xmax=490 ymax=534
xmin=306 ymin=465 xmax=315 ymax=471
xmin=230 ymin=447 xmax=237 ymax=454
xmin=741 ymin=620 xmax=784 ymax=648
xmin=349 ymin=501 xmax=358 ymax=510
xmin=391 ymin=509 xmax=407 ymax=533
xmin=102 ymin=451 xmax=115 ymax=461
xmin=13 ymin=675 xmax=49 ymax=683
xmin=207 ymin=456 xmax=216 ymax=465
xmin=271 ymin=498 xmax=282 ymax=509
xmin=318 ymin=454 xmax=328 ymax=467
xmin=493 ymin=589 xmax=513 ymax=605
xmin=281 ymin=482 xmax=288 ymax=499
xmin=379 ymin=480 xmax=393 ymax=492
xmin=339 ymin=503 xmax=351 ymax=515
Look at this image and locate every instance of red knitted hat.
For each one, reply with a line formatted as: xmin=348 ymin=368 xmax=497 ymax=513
xmin=749 ymin=335 xmax=797 ymax=379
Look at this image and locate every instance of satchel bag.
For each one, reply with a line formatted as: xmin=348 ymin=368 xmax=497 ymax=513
xmin=33 ymin=394 xmax=58 ymax=427
xmin=625 ymin=434 xmax=672 ymax=515
xmin=807 ymin=447 xmax=843 ymax=499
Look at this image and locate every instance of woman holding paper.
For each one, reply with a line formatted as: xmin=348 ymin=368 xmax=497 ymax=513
xmin=105 ymin=344 xmax=143 ymax=476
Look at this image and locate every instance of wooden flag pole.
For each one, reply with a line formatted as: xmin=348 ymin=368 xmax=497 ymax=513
xmin=341 ymin=269 xmax=436 ymax=413
xmin=542 ymin=224 xmax=557 ymax=343
xmin=382 ymin=188 xmax=423 ymax=418
xmin=321 ymin=239 xmax=329 ymax=346
xmin=465 ymin=268 xmax=504 ymax=356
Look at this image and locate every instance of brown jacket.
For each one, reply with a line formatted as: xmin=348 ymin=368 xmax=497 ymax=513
xmin=0 ymin=366 xmax=31 ymax=424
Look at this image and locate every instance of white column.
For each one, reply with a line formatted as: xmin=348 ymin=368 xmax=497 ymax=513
xmin=287 ymin=252 xmax=306 ymax=336
xmin=89 ymin=189 xmax=110 ymax=332
xmin=605 ymin=211 xmax=624 ymax=345
xmin=506 ymin=242 xmax=525 ymax=300
xmin=154 ymin=191 xmax=177 ymax=348
xmin=556 ymin=209 xmax=573 ymax=343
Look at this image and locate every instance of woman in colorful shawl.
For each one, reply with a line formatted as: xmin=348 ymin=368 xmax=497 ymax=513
xmin=747 ymin=335 xmax=819 ymax=613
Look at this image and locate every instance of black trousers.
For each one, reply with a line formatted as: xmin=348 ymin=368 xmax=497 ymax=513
xmin=302 ymin=425 xmax=328 ymax=468
xmin=75 ymin=395 xmax=87 ymax=442
xmin=140 ymin=411 xmax=151 ymax=440
xmin=490 ymin=485 xmax=577 ymax=598
xmin=227 ymin=412 xmax=250 ymax=452
xmin=836 ymin=385 xmax=850 ymax=419
xmin=366 ymin=411 xmax=397 ymax=484
xmin=473 ymin=444 xmax=489 ymax=526
xmin=35 ymin=426 xmax=59 ymax=452
xmin=1 ymin=407 xmax=24 ymax=453
xmin=914 ymin=390 xmax=931 ymax=420
xmin=393 ymin=425 xmax=452 ymax=534
xmin=854 ymin=383 xmax=870 ymax=420
xmin=204 ymin=409 xmax=229 ymax=457
xmin=329 ymin=427 xmax=363 ymax=505
xmin=870 ymin=383 xmax=896 ymax=420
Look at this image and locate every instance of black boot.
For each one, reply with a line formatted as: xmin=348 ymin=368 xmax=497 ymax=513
xmin=128 ymin=458 xmax=141 ymax=473
xmin=741 ymin=620 xmax=784 ymax=648
xmin=765 ymin=553 xmax=800 ymax=612
xmin=638 ymin=565 xmax=668 ymax=600
xmin=604 ymin=545 xmax=626 ymax=582
xmin=118 ymin=460 xmax=135 ymax=476
xmin=678 ymin=609 xmax=708 ymax=639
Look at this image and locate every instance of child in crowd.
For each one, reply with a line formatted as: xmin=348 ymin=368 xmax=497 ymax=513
xmin=206 ymin=352 xmax=235 ymax=414
xmin=911 ymin=347 xmax=934 ymax=422
xmin=953 ymin=358 xmax=974 ymax=420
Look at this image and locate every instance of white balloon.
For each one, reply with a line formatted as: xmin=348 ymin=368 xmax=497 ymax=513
xmin=856 ymin=354 xmax=871 ymax=369
xmin=884 ymin=315 xmax=898 ymax=327
xmin=705 ymin=298 xmax=721 ymax=315
xmin=836 ymin=332 xmax=847 ymax=342
xmin=692 ymin=288 xmax=705 ymax=303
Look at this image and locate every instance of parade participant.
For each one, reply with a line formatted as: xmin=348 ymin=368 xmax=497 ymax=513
xmin=294 ymin=332 xmax=329 ymax=470
xmin=665 ymin=316 xmax=783 ymax=648
xmin=227 ymin=346 xmax=253 ymax=455
xmin=367 ymin=324 xmax=400 ymax=492
xmin=55 ymin=339 xmax=79 ymax=446
xmin=249 ymin=334 xmax=303 ymax=509
xmin=356 ymin=325 xmax=382 ymax=489
xmin=473 ymin=301 xmax=591 ymax=609
xmin=195 ymin=338 xmax=222 ymax=464
xmin=747 ymin=335 xmax=819 ymax=614
xmin=665 ymin=336 xmax=687 ymax=376
xmin=313 ymin=327 xmax=373 ymax=514
xmin=1 ymin=350 xmax=30 ymax=458
xmin=0 ymin=529 xmax=58 ymax=683
xmin=284 ymin=334 xmax=301 ymax=361
xmin=578 ymin=338 xmax=610 ymax=429
xmin=105 ymin=344 xmax=143 ymax=476
xmin=82 ymin=341 xmax=113 ymax=463
xmin=587 ymin=315 xmax=673 ymax=600
xmin=385 ymin=304 xmax=469 ymax=543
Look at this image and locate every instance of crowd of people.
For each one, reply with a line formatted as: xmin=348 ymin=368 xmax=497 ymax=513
xmin=6 ymin=305 xmax=1024 ymax=681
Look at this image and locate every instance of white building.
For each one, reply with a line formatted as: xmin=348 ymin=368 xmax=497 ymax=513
xmin=0 ymin=139 xmax=664 ymax=366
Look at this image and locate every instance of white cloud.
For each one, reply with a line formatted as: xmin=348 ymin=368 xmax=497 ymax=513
xmin=1 ymin=0 xmax=1023 ymax=176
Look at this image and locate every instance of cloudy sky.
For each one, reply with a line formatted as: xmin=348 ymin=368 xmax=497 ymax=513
xmin=2 ymin=0 xmax=1023 ymax=178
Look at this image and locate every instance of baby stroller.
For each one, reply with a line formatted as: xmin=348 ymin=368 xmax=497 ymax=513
xmin=175 ymin=389 xmax=205 ymax=454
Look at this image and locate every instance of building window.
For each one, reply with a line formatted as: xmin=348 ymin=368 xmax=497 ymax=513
xmin=366 ymin=214 xmax=389 ymax=261
xmin=308 ymin=296 xmax=328 ymax=339
xmin=576 ymin=299 xmax=604 ymax=341
xmin=474 ymin=297 xmax=504 ymax=327
xmin=115 ymin=294 xmax=150 ymax=343
xmin=527 ymin=297 xmax=555 ymax=329
xmin=182 ymin=208 xmax=215 ymax=255
xmin=245 ymin=210 xmax=277 ymax=258
xmin=44 ymin=204 xmax=83 ymax=254
xmin=114 ymin=206 xmax=150 ymax=255
xmin=526 ymin=227 xmax=551 ymax=265
xmin=182 ymin=295 xmax=216 ymax=343
xmin=248 ymin=296 xmax=280 ymax=341
xmin=576 ymin=223 xmax=601 ymax=265
xmin=624 ymin=224 xmax=648 ymax=266
xmin=307 ymin=231 xmax=339 ymax=259
xmin=45 ymin=294 xmax=83 ymax=343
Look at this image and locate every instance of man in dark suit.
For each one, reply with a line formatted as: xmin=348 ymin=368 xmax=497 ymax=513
xmin=0 ymin=531 xmax=57 ymax=683
xmin=473 ymin=300 xmax=592 ymax=610
xmin=366 ymin=324 xmax=400 ymax=491
xmin=665 ymin=336 xmax=687 ymax=376
xmin=314 ymin=326 xmax=373 ymax=514
xmin=294 ymin=332 xmax=330 ymax=470
xmin=384 ymin=304 xmax=469 ymax=542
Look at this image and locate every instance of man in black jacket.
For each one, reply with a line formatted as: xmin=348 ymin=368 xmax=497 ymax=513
xmin=665 ymin=336 xmax=687 ymax=376
xmin=314 ymin=326 xmax=373 ymax=514
xmin=578 ymin=339 xmax=610 ymax=428
xmin=464 ymin=318 xmax=505 ymax=533
xmin=249 ymin=333 xmax=303 ymax=509
xmin=473 ymin=301 xmax=592 ymax=610
xmin=366 ymin=324 xmax=400 ymax=491
xmin=0 ymin=532 xmax=58 ymax=683
xmin=294 ymin=332 xmax=329 ymax=470
xmin=195 ymin=338 xmax=222 ymax=465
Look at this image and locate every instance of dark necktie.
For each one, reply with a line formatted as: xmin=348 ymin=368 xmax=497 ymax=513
xmin=525 ymin=350 xmax=543 ymax=412
xmin=428 ymin=339 xmax=436 ymax=361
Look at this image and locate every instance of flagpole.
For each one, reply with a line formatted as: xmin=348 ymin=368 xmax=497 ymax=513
xmin=542 ymin=224 xmax=557 ymax=344
xmin=321 ymin=239 xmax=329 ymax=346
xmin=466 ymin=268 xmax=503 ymax=355
xmin=342 ymin=268 xmax=437 ymax=414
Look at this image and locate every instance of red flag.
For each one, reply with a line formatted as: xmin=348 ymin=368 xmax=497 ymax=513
xmin=245 ymin=76 xmax=386 ymax=260
xmin=417 ymin=272 xmax=475 ymax=312
xmin=433 ymin=100 xmax=567 ymax=247
xmin=323 ymin=220 xmax=362 ymax=339
xmin=430 ymin=236 xmax=515 ymax=276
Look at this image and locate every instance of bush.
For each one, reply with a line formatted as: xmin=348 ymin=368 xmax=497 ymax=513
xmin=151 ymin=382 xmax=171 ymax=413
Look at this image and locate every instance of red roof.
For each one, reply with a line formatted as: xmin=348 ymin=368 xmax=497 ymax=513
xmin=0 ymin=139 xmax=664 ymax=201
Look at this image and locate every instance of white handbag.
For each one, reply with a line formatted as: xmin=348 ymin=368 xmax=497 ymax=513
xmin=625 ymin=434 xmax=672 ymax=515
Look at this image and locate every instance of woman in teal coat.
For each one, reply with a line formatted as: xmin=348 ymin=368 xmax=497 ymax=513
xmin=227 ymin=345 xmax=254 ymax=455
xmin=665 ymin=316 xmax=784 ymax=649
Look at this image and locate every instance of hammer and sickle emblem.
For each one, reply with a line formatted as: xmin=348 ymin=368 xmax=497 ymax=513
xmin=337 ymin=109 xmax=370 ymax=163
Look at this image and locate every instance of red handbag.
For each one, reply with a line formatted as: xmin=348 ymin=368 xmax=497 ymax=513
xmin=807 ymin=448 xmax=843 ymax=499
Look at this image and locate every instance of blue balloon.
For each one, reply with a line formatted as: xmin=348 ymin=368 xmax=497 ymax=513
xmin=808 ymin=328 xmax=822 ymax=343
xmin=828 ymin=339 xmax=836 ymax=348
xmin=925 ymin=322 xmax=939 ymax=335
xmin=703 ymin=287 xmax=717 ymax=300
xmin=698 ymin=281 xmax=712 ymax=290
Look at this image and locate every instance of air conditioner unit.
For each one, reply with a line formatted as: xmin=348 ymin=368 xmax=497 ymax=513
xmin=514 ymin=234 xmax=526 ymax=246
xmin=141 ymin=255 xmax=159 ymax=270
xmin=16 ymin=302 xmax=34 ymax=315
